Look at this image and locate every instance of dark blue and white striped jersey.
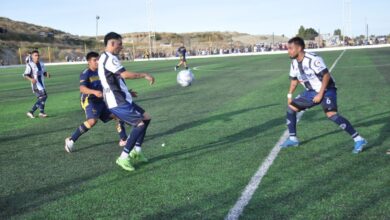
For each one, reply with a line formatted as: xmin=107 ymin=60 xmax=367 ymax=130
xmin=98 ymin=52 xmax=132 ymax=109
xmin=289 ymin=52 xmax=336 ymax=92
xmin=23 ymin=61 xmax=46 ymax=92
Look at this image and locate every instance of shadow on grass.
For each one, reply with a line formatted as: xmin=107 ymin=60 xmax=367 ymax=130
xmin=0 ymin=171 xmax=109 ymax=218
xmin=147 ymin=103 xmax=280 ymax=141
xmin=300 ymin=111 xmax=390 ymax=150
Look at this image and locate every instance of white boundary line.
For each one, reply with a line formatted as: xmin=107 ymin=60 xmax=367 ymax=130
xmin=1 ymin=44 xmax=387 ymax=69
xmin=224 ymin=50 xmax=346 ymax=220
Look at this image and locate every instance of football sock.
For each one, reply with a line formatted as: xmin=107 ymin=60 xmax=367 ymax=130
xmin=135 ymin=119 xmax=150 ymax=147
xmin=70 ymin=121 xmax=91 ymax=142
xmin=287 ymin=107 xmax=297 ymax=138
xmin=31 ymin=99 xmax=40 ymax=113
xmin=38 ymin=95 xmax=47 ymax=113
xmin=117 ymin=121 xmax=127 ymax=141
xmin=120 ymin=151 xmax=129 ymax=159
xmin=123 ymin=123 xmax=146 ymax=154
xmin=134 ymin=146 xmax=142 ymax=153
xmin=329 ymin=114 xmax=359 ymax=139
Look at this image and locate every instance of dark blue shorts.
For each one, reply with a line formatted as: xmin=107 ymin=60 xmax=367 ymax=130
xmin=34 ymin=89 xmax=47 ymax=98
xmin=180 ymin=55 xmax=186 ymax=62
xmin=291 ymin=88 xmax=338 ymax=112
xmin=81 ymin=100 xmax=112 ymax=123
xmin=109 ymin=102 xmax=145 ymax=126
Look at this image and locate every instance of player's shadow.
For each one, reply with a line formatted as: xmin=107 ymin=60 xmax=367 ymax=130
xmin=0 ymin=126 xmax=75 ymax=144
xmin=145 ymin=104 xmax=326 ymax=165
xmin=147 ymin=103 xmax=280 ymax=141
xmin=300 ymin=110 xmax=390 ymax=150
xmin=148 ymin=115 xmax=284 ymax=164
xmin=135 ymin=91 xmax=194 ymax=103
xmin=0 ymin=171 xmax=109 ymax=218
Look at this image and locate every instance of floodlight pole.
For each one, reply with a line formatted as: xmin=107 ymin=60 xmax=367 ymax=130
xmin=96 ymin=15 xmax=100 ymax=41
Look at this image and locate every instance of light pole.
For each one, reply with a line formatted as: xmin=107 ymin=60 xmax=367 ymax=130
xmin=96 ymin=15 xmax=100 ymax=41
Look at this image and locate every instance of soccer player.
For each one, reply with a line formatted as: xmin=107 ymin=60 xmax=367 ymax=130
xmin=23 ymin=50 xmax=50 ymax=118
xmin=64 ymin=52 xmax=128 ymax=153
xmin=174 ymin=45 xmax=188 ymax=71
xmin=98 ymin=32 xmax=155 ymax=171
xmin=281 ymin=37 xmax=367 ymax=153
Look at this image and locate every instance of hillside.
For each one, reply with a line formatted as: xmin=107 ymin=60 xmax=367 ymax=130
xmin=0 ymin=17 xmax=288 ymax=65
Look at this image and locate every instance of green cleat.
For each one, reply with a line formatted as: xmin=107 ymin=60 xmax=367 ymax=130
xmin=116 ymin=157 xmax=135 ymax=171
xmin=130 ymin=149 xmax=149 ymax=163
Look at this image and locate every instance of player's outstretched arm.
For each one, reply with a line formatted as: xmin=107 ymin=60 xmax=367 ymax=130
xmin=80 ymin=85 xmax=102 ymax=98
xmin=120 ymin=71 xmax=155 ymax=85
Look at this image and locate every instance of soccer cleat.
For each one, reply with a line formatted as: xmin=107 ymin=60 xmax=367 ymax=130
xmin=119 ymin=139 xmax=127 ymax=147
xmin=280 ymin=138 xmax=299 ymax=148
xmin=352 ymin=139 xmax=367 ymax=154
xmin=116 ymin=157 xmax=135 ymax=171
xmin=130 ymin=149 xmax=149 ymax=162
xmin=26 ymin=112 xmax=35 ymax=118
xmin=39 ymin=113 xmax=48 ymax=118
xmin=64 ymin=137 xmax=74 ymax=153
xmin=174 ymin=66 xmax=178 ymax=71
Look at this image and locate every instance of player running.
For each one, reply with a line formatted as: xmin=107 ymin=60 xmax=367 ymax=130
xmin=281 ymin=37 xmax=367 ymax=153
xmin=23 ymin=50 xmax=50 ymax=118
xmin=98 ymin=32 xmax=155 ymax=171
xmin=64 ymin=52 xmax=128 ymax=153
xmin=174 ymin=45 xmax=189 ymax=71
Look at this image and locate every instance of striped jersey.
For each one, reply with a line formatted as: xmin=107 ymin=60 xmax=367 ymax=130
xmin=289 ymin=52 xmax=336 ymax=93
xmin=98 ymin=51 xmax=132 ymax=109
xmin=23 ymin=61 xmax=46 ymax=92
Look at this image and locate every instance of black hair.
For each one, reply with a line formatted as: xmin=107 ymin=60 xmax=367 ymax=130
xmin=288 ymin=37 xmax=305 ymax=50
xmin=31 ymin=50 xmax=39 ymax=55
xmin=86 ymin=51 xmax=99 ymax=61
xmin=104 ymin=32 xmax=122 ymax=46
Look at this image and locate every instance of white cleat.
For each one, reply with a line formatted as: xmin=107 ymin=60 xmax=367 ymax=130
xmin=39 ymin=113 xmax=48 ymax=118
xmin=27 ymin=112 xmax=35 ymax=118
xmin=65 ymin=137 xmax=74 ymax=153
xmin=119 ymin=139 xmax=127 ymax=147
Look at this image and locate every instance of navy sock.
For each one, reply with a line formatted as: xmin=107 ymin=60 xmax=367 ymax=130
xmin=123 ymin=124 xmax=146 ymax=154
xmin=135 ymin=119 xmax=151 ymax=147
xmin=286 ymin=107 xmax=297 ymax=137
xmin=329 ymin=114 xmax=359 ymax=138
xmin=117 ymin=121 xmax=127 ymax=141
xmin=71 ymin=122 xmax=90 ymax=142
xmin=38 ymin=96 xmax=47 ymax=113
xmin=31 ymin=99 xmax=40 ymax=113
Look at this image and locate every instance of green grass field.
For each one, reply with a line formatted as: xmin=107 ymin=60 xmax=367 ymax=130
xmin=1 ymin=48 xmax=389 ymax=219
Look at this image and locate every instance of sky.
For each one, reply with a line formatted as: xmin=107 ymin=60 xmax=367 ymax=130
xmin=1 ymin=0 xmax=389 ymax=37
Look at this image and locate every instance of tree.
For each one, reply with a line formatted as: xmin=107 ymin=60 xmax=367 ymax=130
xmin=334 ymin=29 xmax=342 ymax=36
xmin=296 ymin=26 xmax=319 ymax=40
xmin=298 ymin=26 xmax=305 ymax=38
xmin=304 ymin=28 xmax=319 ymax=40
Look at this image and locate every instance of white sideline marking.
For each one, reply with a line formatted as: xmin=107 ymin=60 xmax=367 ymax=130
xmin=225 ymin=50 xmax=346 ymax=220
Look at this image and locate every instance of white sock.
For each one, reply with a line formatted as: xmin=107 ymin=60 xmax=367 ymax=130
xmin=135 ymin=146 xmax=142 ymax=153
xmin=353 ymin=135 xmax=363 ymax=142
xmin=120 ymin=151 xmax=129 ymax=159
xmin=289 ymin=136 xmax=298 ymax=142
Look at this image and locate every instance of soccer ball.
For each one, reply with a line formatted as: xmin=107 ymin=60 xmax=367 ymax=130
xmin=177 ymin=69 xmax=194 ymax=87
